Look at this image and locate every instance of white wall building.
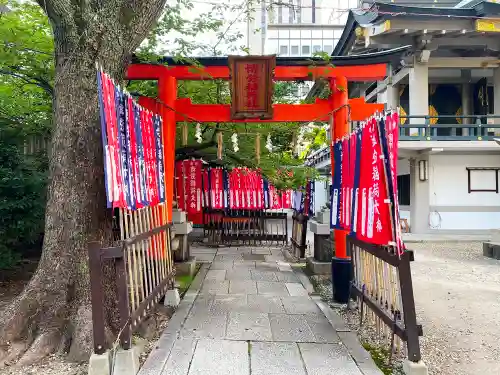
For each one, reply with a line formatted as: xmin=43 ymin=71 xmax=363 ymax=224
xmin=306 ymin=1 xmax=500 ymax=234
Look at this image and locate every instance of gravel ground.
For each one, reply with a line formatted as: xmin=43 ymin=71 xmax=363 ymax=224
xmin=408 ymin=241 xmax=500 ymax=375
xmin=312 ymin=241 xmax=500 ymax=375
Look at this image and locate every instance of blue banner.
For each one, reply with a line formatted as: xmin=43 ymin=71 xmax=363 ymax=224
xmin=331 ymin=141 xmax=342 ymax=229
xmin=133 ymin=103 xmax=147 ymax=205
xmin=115 ymin=88 xmax=131 ymax=209
xmin=154 ymin=115 xmax=165 ymax=203
xmin=350 ymin=129 xmax=362 ymax=235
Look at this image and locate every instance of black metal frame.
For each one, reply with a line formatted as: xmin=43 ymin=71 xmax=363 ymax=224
xmin=466 ymin=167 xmax=500 ymax=193
xmin=348 ymin=236 xmax=423 ymax=363
xmin=202 ymin=208 xmax=288 ymax=247
xmin=290 ymin=211 xmax=308 ymax=258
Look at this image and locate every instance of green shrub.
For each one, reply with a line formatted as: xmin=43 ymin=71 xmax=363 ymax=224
xmin=0 ymin=129 xmax=47 ymax=269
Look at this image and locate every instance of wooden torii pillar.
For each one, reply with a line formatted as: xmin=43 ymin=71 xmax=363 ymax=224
xmin=127 ymin=59 xmax=385 ymax=297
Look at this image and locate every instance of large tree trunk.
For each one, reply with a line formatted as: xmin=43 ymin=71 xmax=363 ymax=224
xmin=0 ymin=0 xmax=166 ymax=366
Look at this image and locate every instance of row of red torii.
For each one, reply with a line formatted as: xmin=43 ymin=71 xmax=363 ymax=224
xmin=125 ymin=51 xmax=405 ymax=260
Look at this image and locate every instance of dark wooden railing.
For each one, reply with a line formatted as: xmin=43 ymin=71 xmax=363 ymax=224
xmin=88 ymin=207 xmax=174 ymax=354
xmin=399 ymin=114 xmax=500 ymax=141
xmin=290 ymin=211 xmax=308 ymax=258
xmin=348 ymin=237 xmax=423 ymax=363
xmin=203 ymin=208 xmax=288 ymax=247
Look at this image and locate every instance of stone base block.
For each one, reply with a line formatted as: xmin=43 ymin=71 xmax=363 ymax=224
xmin=112 ymin=348 xmax=139 ymax=375
xmin=483 ymin=242 xmax=500 ymax=259
xmin=172 ymin=210 xmax=186 ymax=223
xmin=306 ymin=257 xmax=332 ymax=275
xmin=309 ymin=220 xmax=330 ymax=235
xmin=402 ymin=360 xmax=428 ymax=375
xmin=173 ymin=221 xmax=193 ymax=235
xmin=164 ymin=288 xmax=181 ymax=308
xmin=88 ymin=351 xmax=111 ymax=375
xmin=175 ymin=256 xmax=197 ymax=276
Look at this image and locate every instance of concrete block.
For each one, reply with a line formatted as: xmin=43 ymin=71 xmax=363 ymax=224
xmin=88 ymin=351 xmax=111 ymax=375
xmin=493 ymin=244 xmax=500 ymax=260
xmin=402 ymin=360 xmax=429 ymax=375
xmin=309 ymin=220 xmax=330 ymax=235
xmin=226 ymin=311 xmax=272 ymax=340
xmin=306 ymin=257 xmax=332 ymax=275
xmin=317 ymin=209 xmax=331 ymax=225
xmin=164 ymin=288 xmax=181 ymax=307
xmin=112 ymin=348 xmax=139 ymax=375
xmin=285 ymin=283 xmax=309 ymax=296
xmin=172 ymin=210 xmax=186 ymax=223
xmin=173 ymin=221 xmax=192 ymax=235
xmin=175 ymin=256 xmax=197 ymax=276
xmin=483 ymin=242 xmax=493 ymax=258
xmin=188 ymin=339 xmax=249 ymax=375
xmin=280 ymin=296 xmax=322 ymax=315
xmin=256 ymin=281 xmax=290 ymax=296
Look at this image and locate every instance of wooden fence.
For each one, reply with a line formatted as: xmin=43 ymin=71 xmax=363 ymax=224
xmin=348 ymin=237 xmax=423 ymax=363
xmin=88 ymin=206 xmax=174 ymax=354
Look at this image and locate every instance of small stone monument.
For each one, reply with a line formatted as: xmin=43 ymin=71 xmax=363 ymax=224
xmin=172 ymin=203 xmax=196 ymax=276
xmin=483 ymin=229 xmax=500 ymax=260
xmin=306 ymin=204 xmax=334 ymax=275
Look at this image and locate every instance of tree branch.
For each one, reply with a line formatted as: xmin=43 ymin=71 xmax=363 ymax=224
xmin=0 ymin=69 xmax=54 ymax=96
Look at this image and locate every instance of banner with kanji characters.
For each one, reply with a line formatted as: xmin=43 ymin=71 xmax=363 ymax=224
xmin=97 ymin=69 xmax=165 ymax=210
xmin=330 ymin=111 xmax=403 ymax=251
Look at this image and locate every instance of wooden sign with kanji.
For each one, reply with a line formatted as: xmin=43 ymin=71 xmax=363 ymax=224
xmin=228 ymin=55 xmax=275 ymax=120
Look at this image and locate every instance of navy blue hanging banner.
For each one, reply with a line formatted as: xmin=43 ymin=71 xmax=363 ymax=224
xmin=350 ymin=128 xmax=362 ymax=235
xmin=331 ymin=141 xmax=342 ymax=229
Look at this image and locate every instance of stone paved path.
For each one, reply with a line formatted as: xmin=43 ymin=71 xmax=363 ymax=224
xmin=140 ymin=246 xmax=381 ymax=375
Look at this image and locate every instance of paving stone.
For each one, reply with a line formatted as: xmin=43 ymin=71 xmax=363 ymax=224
xmin=206 ymin=270 xmax=227 ymax=281
xmin=269 ymin=313 xmax=316 ymax=342
xmin=277 ymin=262 xmax=293 ymax=272
xmin=194 ymin=253 xmax=216 ymax=262
xmin=211 ymin=294 xmax=247 ymax=314
xmin=191 ymin=248 xmax=218 ymax=254
xmin=210 ymin=261 xmax=237 ymax=270
xmin=254 ymin=262 xmax=279 ymax=272
xmin=246 ymin=295 xmax=286 ymax=313
xmin=201 ymin=280 xmax=229 ymax=294
xmin=243 ymin=253 xmax=267 ymax=261
xmin=251 ymin=269 xmax=279 ymax=282
xmin=233 ymin=260 xmax=256 ymax=267
xmin=304 ymin=314 xmax=340 ymax=344
xmin=285 ymin=283 xmax=309 ymax=296
xmin=265 ymin=255 xmax=285 ymax=262
xmin=225 ymin=268 xmax=253 ymax=280
xmin=250 ymin=342 xmax=306 ymax=375
xmin=161 ymin=337 xmax=197 ymax=375
xmin=229 ymin=280 xmax=258 ymax=294
xmin=298 ymin=343 xmax=363 ymax=375
xmin=280 ymin=296 xmax=323 ymax=315
xmin=181 ymin=313 xmax=228 ymax=339
xmin=256 ymin=281 xmax=290 ymax=296
xmin=188 ymin=339 xmax=249 ymax=375
xmin=275 ymin=271 xmax=300 ymax=283
xmin=226 ymin=312 xmax=272 ymax=341
xmin=252 ymin=248 xmax=272 ymax=255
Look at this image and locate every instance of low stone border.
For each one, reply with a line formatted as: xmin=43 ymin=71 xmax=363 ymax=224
xmin=293 ymin=267 xmax=383 ymax=375
xmin=137 ymin=263 xmax=209 ymax=375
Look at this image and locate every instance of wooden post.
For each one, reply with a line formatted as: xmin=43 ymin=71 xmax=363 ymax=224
xmin=88 ymin=241 xmax=106 ymax=354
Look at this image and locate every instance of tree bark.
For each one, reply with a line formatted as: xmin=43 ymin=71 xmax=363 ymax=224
xmin=0 ymin=0 xmax=166 ymax=365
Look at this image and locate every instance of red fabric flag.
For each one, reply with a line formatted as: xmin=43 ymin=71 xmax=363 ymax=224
xmin=127 ymin=97 xmax=141 ymax=209
xmin=186 ymin=160 xmax=202 ymax=216
xmin=202 ymin=168 xmax=209 ymax=208
xmin=102 ymin=73 xmax=124 ymax=208
xmin=356 ymin=118 xmax=392 ymax=246
xmin=216 ymin=168 xmax=224 ymax=209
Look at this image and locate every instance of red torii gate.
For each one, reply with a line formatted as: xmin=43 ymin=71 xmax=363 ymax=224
xmin=126 ymin=55 xmax=392 ymax=260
